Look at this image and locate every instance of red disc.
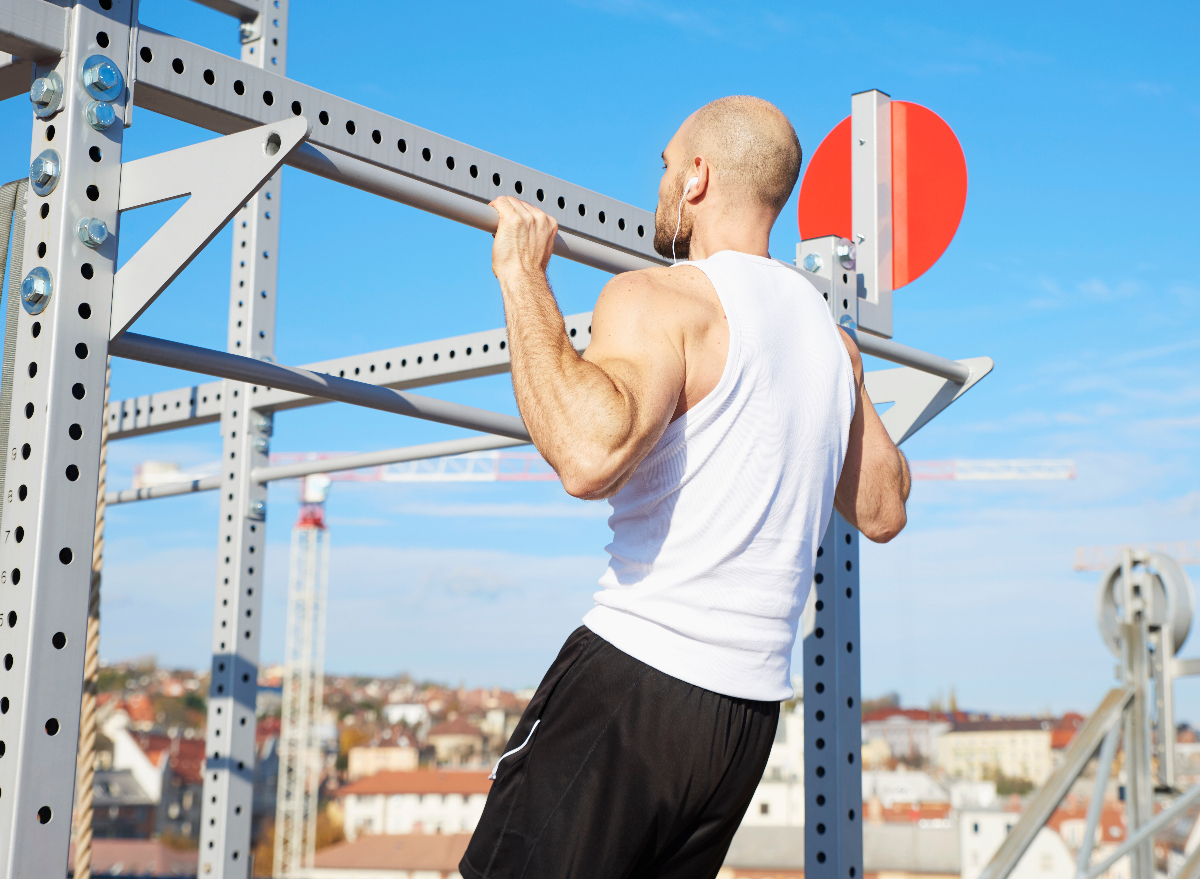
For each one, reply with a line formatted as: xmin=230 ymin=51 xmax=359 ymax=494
xmin=796 ymin=102 xmax=967 ymax=289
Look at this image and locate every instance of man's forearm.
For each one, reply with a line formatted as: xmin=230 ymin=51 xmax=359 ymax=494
xmin=496 ymin=269 xmax=634 ymax=495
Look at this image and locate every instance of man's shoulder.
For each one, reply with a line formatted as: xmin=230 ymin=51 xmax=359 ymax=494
xmin=600 ymin=265 xmax=717 ymax=311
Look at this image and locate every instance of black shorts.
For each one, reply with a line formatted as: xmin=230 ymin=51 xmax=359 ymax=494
xmin=460 ymin=626 xmax=779 ymax=879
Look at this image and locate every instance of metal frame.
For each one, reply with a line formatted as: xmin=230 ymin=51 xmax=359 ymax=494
xmin=0 ymin=6 xmax=994 ymax=878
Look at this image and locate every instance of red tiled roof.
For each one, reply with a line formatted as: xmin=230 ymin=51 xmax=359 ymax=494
xmin=131 ymin=732 xmax=206 ymax=785
xmin=428 ymin=716 xmax=484 ymax=738
xmin=862 ymin=708 xmax=944 ymax=723
xmin=337 ymin=770 xmax=491 ymax=797
xmin=313 ymin=834 xmax=471 ymax=871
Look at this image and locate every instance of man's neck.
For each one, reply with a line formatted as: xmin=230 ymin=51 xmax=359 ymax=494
xmin=686 ymin=213 xmax=774 ymax=261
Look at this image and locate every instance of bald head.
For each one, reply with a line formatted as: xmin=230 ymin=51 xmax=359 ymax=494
xmin=686 ymin=96 xmax=801 ymax=215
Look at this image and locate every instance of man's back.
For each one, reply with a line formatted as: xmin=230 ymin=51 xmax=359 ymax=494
xmin=585 ymin=251 xmax=856 ymax=701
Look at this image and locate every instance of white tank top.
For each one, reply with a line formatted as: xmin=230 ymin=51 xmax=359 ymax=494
xmin=582 ymin=250 xmax=855 ymax=701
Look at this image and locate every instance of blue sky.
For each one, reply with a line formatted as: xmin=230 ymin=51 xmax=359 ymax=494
xmin=2 ymin=1 xmax=1198 ymax=716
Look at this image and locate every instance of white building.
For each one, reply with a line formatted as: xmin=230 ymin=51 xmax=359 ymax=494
xmin=339 ymin=770 xmax=491 ymax=839
xmin=862 ymin=769 xmax=949 ymax=807
xmin=960 ymin=810 xmax=1076 ymax=879
xmin=382 ymin=703 xmax=432 ymax=738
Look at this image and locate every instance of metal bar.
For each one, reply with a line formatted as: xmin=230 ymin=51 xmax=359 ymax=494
xmin=1085 ymin=784 xmax=1200 ymax=879
xmin=198 ymin=4 xmax=290 ymax=875
xmin=188 ymin=0 xmax=261 ymax=21
xmin=105 ymin=313 xmax=593 ymax=439
xmin=0 ymin=2 xmax=136 ymax=874
xmin=0 ymin=3 xmax=67 ymax=62
xmin=805 ymin=512 xmax=863 ymax=879
xmin=854 ymin=332 xmax=970 ymax=383
xmin=287 ymin=145 xmax=656 ymax=276
xmin=251 ymin=435 xmax=530 ymax=483
xmin=108 ymin=332 xmax=531 ymax=441
xmin=1176 ymin=833 xmax=1200 ymax=879
xmin=851 ymin=89 xmax=893 ymax=338
xmin=1176 ymin=658 xmax=1200 ymax=677
xmin=129 ymin=28 xmax=664 ymax=266
xmin=978 ymin=686 xmax=1135 ymax=879
xmin=107 ymin=475 xmax=221 ymax=504
xmin=0 ymin=53 xmax=32 ymax=101
xmin=1075 ymin=722 xmax=1121 ymax=878
xmin=1122 ymin=550 xmax=1154 ymax=879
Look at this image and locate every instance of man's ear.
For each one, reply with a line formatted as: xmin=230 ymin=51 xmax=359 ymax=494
xmin=688 ymin=157 xmax=710 ymax=202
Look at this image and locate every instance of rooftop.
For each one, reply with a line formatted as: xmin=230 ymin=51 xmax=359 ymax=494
xmin=313 ymin=833 xmax=471 ymax=872
xmin=337 ymin=769 xmax=492 ymax=797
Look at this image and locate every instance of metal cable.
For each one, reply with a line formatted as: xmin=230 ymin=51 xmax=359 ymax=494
xmin=0 ymin=179 xmax=28 ymax=536
xmin=74 ymin=360 xmax=110 ymax=879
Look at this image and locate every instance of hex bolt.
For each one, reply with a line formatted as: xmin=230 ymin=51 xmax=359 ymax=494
xmin=254 ymin=416 xmax=274 ymax=437
xmin=248 ymin=500 xmax=267 ymax=520
xmin=81 ymin=55 xmax=124 ymax=102
xmin=77 ymin=217 xmax=109 ymax=249
xmin=836 ymin=241 xmax=856 ymax=270
xmin=85 ymin=100 xmax=117 ymax=131
xmin=802 ymin=253 xmax=823 ymax=274
xmin=252 ymin=437 xmax=269 ymax=454
xmin=20 ymin=267 xmax=53 ymax=315
xmin=239 ymin=23 xmax=256 ymax=41
xmin=29 ymin=77 xmax=59 ymax=109
xmin=29 ymin=150 xmax=61 ymax=196
xmin=29 ymin=71 xmax=64 ymax=118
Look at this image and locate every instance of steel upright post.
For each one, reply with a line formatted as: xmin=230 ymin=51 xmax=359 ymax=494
xmin=804 ymin=512 xmax=863 ymax=879
xmin=851 ymin=89 xmax=893 ymax=339
xmin=1120 ymin=551 xmax=1154 ymax=879
xmin=0 ymin=1 xmax=136 ymax=875
xmin=197 ymin=3 xmax=290 ymax=877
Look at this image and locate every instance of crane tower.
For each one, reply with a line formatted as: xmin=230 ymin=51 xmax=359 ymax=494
xmin=273 ymin=476 xmax=332 ymax=878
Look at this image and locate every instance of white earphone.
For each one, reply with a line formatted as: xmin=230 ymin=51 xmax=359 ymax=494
xmin=672 ymin=176 xmax=700 ymax=264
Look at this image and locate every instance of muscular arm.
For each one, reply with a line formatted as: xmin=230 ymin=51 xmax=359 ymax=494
xmin=490 ymin=197 xmax=684 ymax=499
xmin=834 ymin=328 xmax=911 ymax=543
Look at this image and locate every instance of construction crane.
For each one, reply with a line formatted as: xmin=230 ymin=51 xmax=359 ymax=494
xmin=273 ymin=475 xmax=332 ymax=879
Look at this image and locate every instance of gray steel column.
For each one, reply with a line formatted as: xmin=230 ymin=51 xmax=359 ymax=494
xmin=804 ymin=512 xmax=863 ymax=879
xmin=0 ymin=1 xmax=135 ymax=874
xmin=198 ymin=2 xmax=289 ymax=876
xmin=851 ymin=89 xmax=893 ymax=339
xmin=1121 ymin=552 xmax=1154 ymax=879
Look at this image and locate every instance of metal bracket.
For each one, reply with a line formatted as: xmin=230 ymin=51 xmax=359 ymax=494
xmin=865 ymin=356 xmax=993 ymax=446
xmin=110 ymin=115 xmax=310 ymax=338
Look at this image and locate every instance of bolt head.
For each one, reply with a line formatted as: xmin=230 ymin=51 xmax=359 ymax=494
xmin=29 ymin=77 xmax=58 ymax=106
xmin=254 ymin=416 xmax=274 ymax=436
xmin=30 ymin=157 xmax=54 ymax=185
xmin=81 ymin=55 xmax=124 ymax=101
xmin=77 ymin=217 xmax=109 ymax=248
xmin=249 ymin=500 xmax=267 ymax=520
xmin=252 ymin=437 xmax=269 ymax=454
xmin=20 ymin=267 xmax=53 ymax=314
xmin=95 ymin=62 xmax=119 ymax=90
xmin=802 ymin=253 xmax=823 ymax=274
xmin=85 ymin=100 xmax=117 ymax=131
xmin=836 ymin=241 xmax=856 ymax=270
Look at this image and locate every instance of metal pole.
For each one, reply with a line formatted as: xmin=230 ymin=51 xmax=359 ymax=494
xmin=804 ymin=511 xmax=863 ymax=879
xmin=108 ymin=332 xmax=531 ymax=441
xmin=851 ymin=89 xmax=893 ymax=339
xmin=1086 ymin=784 xmax=1200 ymax=879
xmin=1121 ymin=550 xmax=1154 ymax=879
xmin=197 ymin=2 xmax=289 ymax=875
xmin=0 ymin=1 xmax=136 ymax=874
xmin=1075 ymin=722 xmax=1121 ymax=878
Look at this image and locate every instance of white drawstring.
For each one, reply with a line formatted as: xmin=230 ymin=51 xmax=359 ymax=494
xmin=488 ymin=719 xmax=541 ymax=781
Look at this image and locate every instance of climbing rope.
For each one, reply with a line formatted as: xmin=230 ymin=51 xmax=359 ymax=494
xmin=73 ymin=359 xmax=109 ymax=879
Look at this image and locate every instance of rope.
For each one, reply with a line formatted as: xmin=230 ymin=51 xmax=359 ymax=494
xmin=74 ymin=360 xmax=110 ymax=879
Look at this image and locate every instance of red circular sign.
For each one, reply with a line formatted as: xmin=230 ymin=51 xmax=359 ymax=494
xmin=797 ymin=102 xmax=967 ymax=290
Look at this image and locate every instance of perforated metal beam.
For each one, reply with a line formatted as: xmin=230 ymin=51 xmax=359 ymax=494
xmin=127 ymin=28 xmax=663 ymax=266
xmin=0 ymin=1 xmax=136 ymax=874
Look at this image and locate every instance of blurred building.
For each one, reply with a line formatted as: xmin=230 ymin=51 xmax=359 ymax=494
xmin=936 ymin=719 xmax=1054 ymax=785
xmin=861 ymin=708 xmax=952 ymax=763
xmin=309 ymin=834 xmax=470 ymax=879
xmin=427 ymin=717 xmax=486 ymax=766
xmin=338 ymin=770 xmax=491 ymax=838
xmin=348 ymin=734 xmax=420 ymax=780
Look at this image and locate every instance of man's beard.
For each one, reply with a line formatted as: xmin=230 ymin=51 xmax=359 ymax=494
xmin=653 ymin=174 xmax=694 ymax=261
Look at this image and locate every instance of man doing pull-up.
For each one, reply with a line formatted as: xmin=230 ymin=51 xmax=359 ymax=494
xmin=460 ymin=96 xmax=910 ymax=879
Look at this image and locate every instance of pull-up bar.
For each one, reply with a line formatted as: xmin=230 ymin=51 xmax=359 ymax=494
xmin=107 ymin=332 xmax=532 ymax=441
